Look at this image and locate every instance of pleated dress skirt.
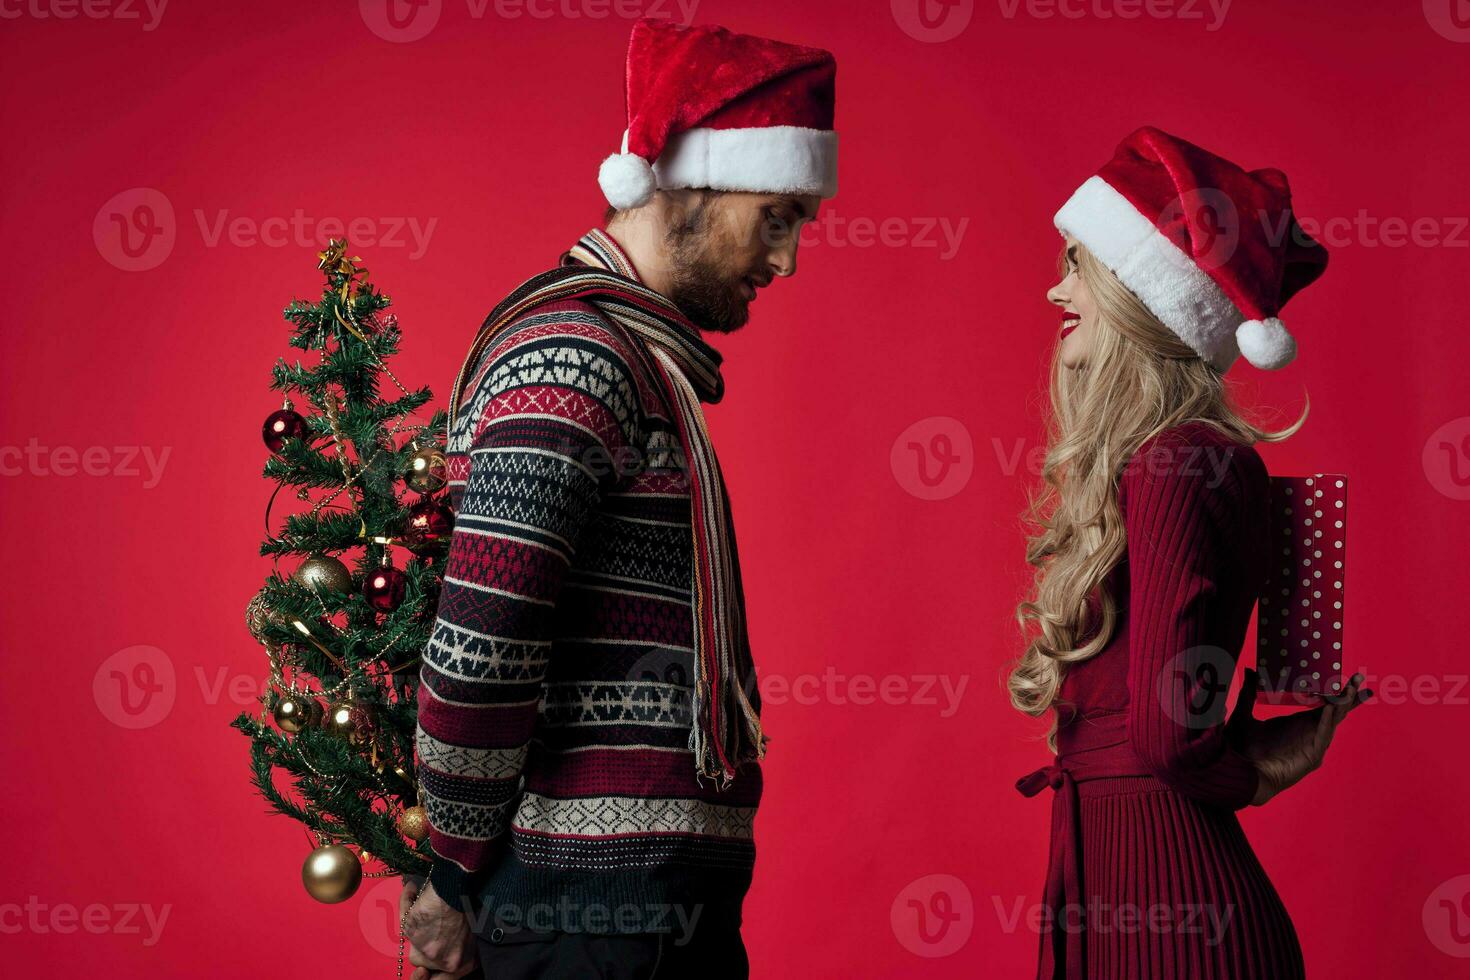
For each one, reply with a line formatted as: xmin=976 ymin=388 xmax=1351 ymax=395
xmin=1058 ymin=775 xmax=1305 ymax=979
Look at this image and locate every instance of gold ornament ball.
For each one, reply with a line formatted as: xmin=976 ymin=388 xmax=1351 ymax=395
xmin=272 ymin=693 xmax=320 ymax=733
xmin=325 ymin=700 xmax=372 ymax=743
xmin=325 ymin=700 xmax=356 ymax=736
xmin=405 ymin=445 xmax=449 ymax=494
xmin=397 ymin=806 xmax=430 ymax=842
xmin=301 ymin=844 xmax=363 ymax=904
xmin=293 ymin=554 xmax=354 ymax=595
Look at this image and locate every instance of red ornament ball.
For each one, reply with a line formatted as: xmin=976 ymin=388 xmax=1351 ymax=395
xmin=263 ymin=408 xmax=310 ymax=453
xmin=402 ymin=499 xmax=452 ymax=555
xmin=363 ymin=564 xmax=408 ymax=612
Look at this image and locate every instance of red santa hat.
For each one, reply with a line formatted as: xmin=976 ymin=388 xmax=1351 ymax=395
xmin=1054 ymin=126 xmax=1329 ymax=372
xmin=598 ymin=19 xmax=838 ymax=210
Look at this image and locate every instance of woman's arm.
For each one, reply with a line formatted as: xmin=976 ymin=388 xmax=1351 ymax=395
xmin=1123 ymin=431 xmax=1262 ymax=810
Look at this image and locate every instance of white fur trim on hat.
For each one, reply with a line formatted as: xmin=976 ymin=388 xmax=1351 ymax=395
xmin=1236 ymin=318 xmax=1296 ymax=370
xmin=1055 ymin=176 xmax=1246 ymax=372
xmin=606 ymin=126 xmax=839 ymax=207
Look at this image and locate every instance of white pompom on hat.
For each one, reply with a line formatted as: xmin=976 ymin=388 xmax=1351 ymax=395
xmin=1054 ymin=127 xmax=1329 ymax=372
xmin=597 ymin=19 xmax=839 ymax=212
xmin=1235 ymin=318 xmax=1297 ymax=371
xmin=598 ymin=152 xmax=658 ymax=211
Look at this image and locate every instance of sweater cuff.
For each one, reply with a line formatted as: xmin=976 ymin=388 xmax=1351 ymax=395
xmin=428 ymin=859 xmax=484 ymax=914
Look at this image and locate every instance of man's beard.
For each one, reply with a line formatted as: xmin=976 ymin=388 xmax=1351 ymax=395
xmin=663 ymin=201 xmax=752 ymax=334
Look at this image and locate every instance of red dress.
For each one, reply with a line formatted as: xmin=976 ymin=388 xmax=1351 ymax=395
xmin=1016 ymin=422 xmax=1305 ymax=979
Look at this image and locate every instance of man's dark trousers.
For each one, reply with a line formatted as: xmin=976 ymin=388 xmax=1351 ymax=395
xmin=474 ymin=919 xmax=750 ymax=979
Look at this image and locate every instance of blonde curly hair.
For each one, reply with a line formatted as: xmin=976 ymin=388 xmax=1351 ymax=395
xmin=1006 ymin=242 xmax=1307 ymax=750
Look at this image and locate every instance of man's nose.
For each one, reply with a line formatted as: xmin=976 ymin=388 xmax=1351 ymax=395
xmin=769 ymin=242 xmax=798 ymax=278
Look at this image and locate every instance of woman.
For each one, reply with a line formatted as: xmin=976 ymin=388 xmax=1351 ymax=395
xmin=1007 ymin=127 xmax=1373 ymax=979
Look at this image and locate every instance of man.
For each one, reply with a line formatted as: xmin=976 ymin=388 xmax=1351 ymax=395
xmin=400 ymin=18 xmax=839 ymax=980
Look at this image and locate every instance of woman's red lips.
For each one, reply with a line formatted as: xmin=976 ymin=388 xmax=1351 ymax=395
xmin=1061 ymin=315 xmax=1080 ymax=339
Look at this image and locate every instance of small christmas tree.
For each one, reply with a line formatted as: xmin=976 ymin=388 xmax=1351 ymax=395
xmin=232 ymin=240 xmax=451 ymax=904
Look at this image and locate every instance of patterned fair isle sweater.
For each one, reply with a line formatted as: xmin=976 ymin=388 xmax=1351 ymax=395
xmin=415 ymin=229 xmax=762 ymax=936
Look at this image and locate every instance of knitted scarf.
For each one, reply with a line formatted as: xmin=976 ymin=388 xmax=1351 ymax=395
xmin=447 ymin=230 xmax=764 ymax=789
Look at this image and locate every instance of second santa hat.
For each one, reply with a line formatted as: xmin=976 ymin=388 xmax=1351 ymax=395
xmin=1055 ymin=127 xmax=1329 ymax=372
xmin=598 ymin=19 xmax=839 ymax=211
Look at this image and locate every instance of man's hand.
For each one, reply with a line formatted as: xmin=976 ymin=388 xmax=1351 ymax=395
xmin=401 ymin=879 xmax=478 ymax=980
xmin=1227 ymin=669 xmax=1373 ymax=807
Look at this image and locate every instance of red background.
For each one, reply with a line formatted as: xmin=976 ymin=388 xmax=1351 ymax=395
xmin=3 ymin=0 xmax=1468 ymax=975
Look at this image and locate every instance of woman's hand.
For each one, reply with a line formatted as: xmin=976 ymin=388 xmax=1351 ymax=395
xmin=1226 ymin=668 xmax=1373 ymax=807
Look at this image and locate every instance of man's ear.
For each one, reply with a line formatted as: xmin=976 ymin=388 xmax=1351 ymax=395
xmin=657 ymin=187 xmax=707 ymax=226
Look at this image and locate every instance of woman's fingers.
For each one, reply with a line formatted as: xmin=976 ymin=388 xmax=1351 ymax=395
xmin=1320 ymin=673 xmax=1363 ymax=711
xmin=1333 ymin=673 xmax=1373 ymax=718
xmin=1314 ymin=673 xmax=1373 ymax=758
xmin=1238 ymin=668 xmax=1260 ymax=713
xmin=1311 ymin=696 xmax=1339 ymax=759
